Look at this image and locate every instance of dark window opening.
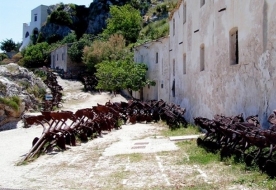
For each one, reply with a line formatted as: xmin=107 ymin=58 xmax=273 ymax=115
xmin=172 ymin=79 xmax=175 ymax=97
xmin=200 ymin=0 xmax=205 ymax=7
xmin=200 ymin=44 xmax=205 ymax=71
xmin=34 ymin=14 xmax=37 ymax=22
xmin=173 ymin=18 xmax=175 ymax=36
xmin=25 ymin=32 xmax=29 ymax=38
xmin=183 ymin=53 xmax=186 ymax=74
xmin=230 ymin=28 xmax=239 ymax=65
xmin=183 ymin=3 xmax=186 ymax=24
xmin=173 ymin=59 xmax=175 ymax=76
xmin=156 ymin=52 xmax=158 ymax=64
xmin=235 ymin=31 xmax=239 ymax=64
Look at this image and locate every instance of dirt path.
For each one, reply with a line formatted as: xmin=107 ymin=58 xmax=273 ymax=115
xmin=0 ymin=76 xmax=252 ymax=190
xmin=0 ymin=76 xmax=182 ymax=189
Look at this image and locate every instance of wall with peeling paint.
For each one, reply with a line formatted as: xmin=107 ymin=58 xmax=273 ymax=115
xmin=134 ymin=0 xmax=276 ymax=127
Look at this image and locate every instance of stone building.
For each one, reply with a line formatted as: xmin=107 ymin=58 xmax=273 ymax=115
xmin=133 ymin=37 xmax=170 ymax=102
xmin=50 ymin=44 xmax=85 ymax=72
xmin=20 ymin=5 xmax=48 ymax=51
xmin=134 ymin=0 xmax=276 ymax=126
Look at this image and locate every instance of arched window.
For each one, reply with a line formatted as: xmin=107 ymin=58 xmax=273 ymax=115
xmin=25 ymin=32 xmax=29 ymax=38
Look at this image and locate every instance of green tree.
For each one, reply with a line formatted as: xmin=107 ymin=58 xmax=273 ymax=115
xmin=61 ymin=32 xmax=77 ymax=44
xmin=22 ymin=42 xmax=50 ymax=68
xmin=68 ymin=34 xmax=91 ymax=63
xmin=0 ymin=39 xmax=16 ymax=52
xmin=83 ymin=34 xmax=126 ymax=72
xmin=95 ymin=59 xmax=155 ymax=94
xmin=103 ymin=4 xmax=142 ymax=44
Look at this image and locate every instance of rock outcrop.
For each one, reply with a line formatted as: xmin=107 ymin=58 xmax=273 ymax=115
xmin=0 ymin=63 xmax=47 ymax=127
xmin=40 ymin=0 xmax=132 ymax=40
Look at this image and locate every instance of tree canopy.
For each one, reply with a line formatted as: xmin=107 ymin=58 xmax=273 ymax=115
xmin=68 ymin=34 xmax=91 ymax=63
xmin=0 ymin=39 xmax=16 ymax=52
xmin=83 ymin=34 xmax=126 ymax=72
xmin=21 ymin=42 xmax=50 ymax=68
xmin=103 ymin=4 xmax=142 ymax=44
xmin=95 ymin=59 xmax=155 ymax=93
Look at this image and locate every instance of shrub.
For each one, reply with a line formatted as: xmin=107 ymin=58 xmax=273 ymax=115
xmin=27 ymin=85 xmax=46 ymax=100
xmin=139 ymin=18 xmax=169 ymax=40
xmin=0 ymin=96 xmax=21 ymax=111
xmin=0 ymin=53 xmax=8 ymax=61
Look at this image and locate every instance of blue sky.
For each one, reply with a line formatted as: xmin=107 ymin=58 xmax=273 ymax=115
xmin=0 ymin=0 xmax=93 ymax=45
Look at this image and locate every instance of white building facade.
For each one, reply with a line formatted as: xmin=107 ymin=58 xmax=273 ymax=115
xmin=133 ymin=37 xmax=170 ymax=102
xmin=134 ymin=0 xmax=276 ymax=126
xmin=20 ymin=5 xmax=48 ymax=51
xmin=50 ymin=44 xmax=85 ymax=72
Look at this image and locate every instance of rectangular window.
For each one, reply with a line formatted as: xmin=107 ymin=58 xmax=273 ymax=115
xmin=200 ymin=45 xmax=205 ymax=71
xmin=156 ymin=52 xmax=158 ymax=64
xmin=173 ymin=18 xmax=175 ymax=36
xmin=57 ymin=54 xmax=58 ymax=61
xmin=173 ymin=59 xmax=175 ymax=76
xmin=200 ymin=0 xmax=205 ymax=7
xmin=230 ymin=28 xmax=239 ymax=65
xmin=172 ymin=79 xmax=175 ymax=97
xmin=183 ymin=53 xmax=186 ymax=74
xmin=34 ymin=14 xmax=37 ymax=22
xmin=183 ymin=3 xmax=186 ymax=24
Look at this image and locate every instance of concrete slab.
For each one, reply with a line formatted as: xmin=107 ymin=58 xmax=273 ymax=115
xmin=169 ymin=134 xmax=203 ymax=141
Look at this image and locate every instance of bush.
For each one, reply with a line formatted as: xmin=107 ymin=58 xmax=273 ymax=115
xmin=22 ymin=42 xmax=50 ymax=68
xmin=0 ymin=96 xmax=21 ymax=111
xmin=27 ymin=85 xmax=46 ymax=100
xmin=0 ymin=53 xmax=8 ymax=61
xmin=139 ymin=18 xmax=169 ymax=40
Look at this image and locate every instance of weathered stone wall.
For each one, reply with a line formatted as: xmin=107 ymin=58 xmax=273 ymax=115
xmin=171 ymin=0 xmax=275 ymax=126
xmin=133 ymin=37 xmax=169 ymax=101
xmin=135 ymin=0 xmax=276 ymax=127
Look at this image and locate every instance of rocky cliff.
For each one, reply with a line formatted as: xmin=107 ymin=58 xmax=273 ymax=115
xmin=0 ymin=63 xmax=47 ymax=128
xmin=39 ymin=0 xmax=134 ymax=41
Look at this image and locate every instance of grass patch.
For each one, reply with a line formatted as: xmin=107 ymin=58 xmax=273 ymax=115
xmin=161 ymin=123 xmax=202 ymax=137
xmin=129 ymin=153 xmax=143 ymax=162
xmin=172 ymin=137 xmax=276 ymax=189
xmin=176 ymin=140 xmax=219 ymax=165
